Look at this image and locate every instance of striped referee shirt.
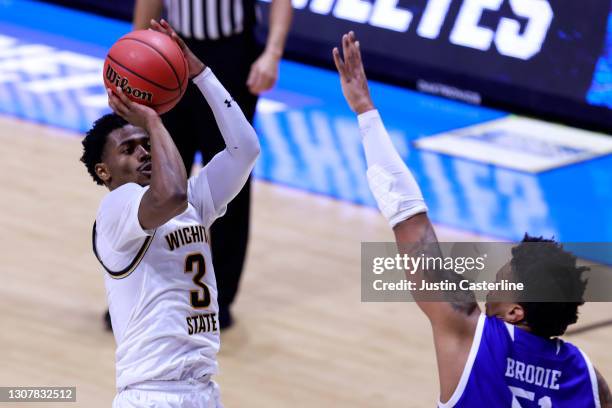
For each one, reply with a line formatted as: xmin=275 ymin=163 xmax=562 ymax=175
xmin=165 ymin=0 xmax=257 ymax=41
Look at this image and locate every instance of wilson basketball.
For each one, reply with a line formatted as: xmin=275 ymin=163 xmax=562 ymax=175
xmin=103 ymin=30 xmax=188 ymax=114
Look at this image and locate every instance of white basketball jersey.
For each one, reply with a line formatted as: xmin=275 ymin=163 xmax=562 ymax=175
xmin=93 ymin=169 xmax=225 ymax=390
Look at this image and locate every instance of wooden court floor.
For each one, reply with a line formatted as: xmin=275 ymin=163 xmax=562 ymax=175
xmin=0 ymin=115 xmax=610 ymax=407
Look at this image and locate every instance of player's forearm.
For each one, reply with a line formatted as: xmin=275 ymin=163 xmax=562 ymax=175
xmin=146 ymin=117 xmax=188 ymax=208
xmin=360 ymin=110 xmax=477 ymax=319
xmin=193 ymin=68 xmax=260 ymax=164
xmin=359 ymin=110 xmax=427 ymax=226
xmin=133 ymin=0 xmax=163 ymax=29
xmin=264 ymin=0 xmax=293 ymax=58
xmin=393 ymin=214 xmax=478 ymax=315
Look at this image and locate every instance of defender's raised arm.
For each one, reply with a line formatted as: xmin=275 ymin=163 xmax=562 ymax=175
xmin=333 ymin=32 xmax=479 ymax=324
xmin=333 ymin=31 xmax=481 ymax=402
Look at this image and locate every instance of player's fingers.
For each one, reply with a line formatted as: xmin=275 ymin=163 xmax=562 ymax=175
xmin=149 ymin=19 xmax=165 ymax=33
xmin=171 ymin=32 xmax=187 ymax=50
xmin=332 ymin=47 xmax=345 ymax=76
xmin=343 ymin=33 xmax=357 ymax=69
xmin=353 ymin=41 xmax=363 ymax=65
xmin=114 ymin=86 xmax=136 ymax=110
xmin=107 ymin=88 xmax=121 ymax=107
xmin=114 ymin=86 xmax=129 ymax=103
xmin=349 ymin=31 xmax=361 ymax=58
xmin=160 ymin=19 xmax=176 ymax=36
xmin=345 ymin=32 xmax=358 ymax=66
xmin=109 ymin=96 xmax=128 ymax=116
xmin=152 ymin=20 xmax=172 ymax=37
xmin=107 ymin=89 xmax=129 ymax=116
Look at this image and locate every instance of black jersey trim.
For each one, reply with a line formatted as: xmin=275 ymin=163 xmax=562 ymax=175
xmin=92 ymin=221 xmax=156 ymax=280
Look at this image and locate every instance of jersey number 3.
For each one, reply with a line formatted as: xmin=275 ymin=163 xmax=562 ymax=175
xmin=184 ymin=253 xmax=211 ymax=308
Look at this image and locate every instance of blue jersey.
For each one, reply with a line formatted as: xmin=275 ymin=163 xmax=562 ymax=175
xmin=439 ymin=314 xmax=600 ymax=408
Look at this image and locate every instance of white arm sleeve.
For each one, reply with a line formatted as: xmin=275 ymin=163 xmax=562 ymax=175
xmin=358 ymin=110 xmax=428 ymax=227
xmin=188 ymin=68 xmax=260 ymax=223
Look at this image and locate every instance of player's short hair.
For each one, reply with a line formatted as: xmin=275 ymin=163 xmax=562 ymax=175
xmin=81 ymin=113 xmax=128 ymax=185
xmin=512 ymin=234 xmax=588 ymax=338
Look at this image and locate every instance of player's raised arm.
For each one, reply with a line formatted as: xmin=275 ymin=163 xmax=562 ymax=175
xmin=192 ymin=70 xmax=260 ymax=214
xmin=151 ymin=20 xmax=260 ymax=214
xmin=107 ymin=87 xmax=188 ymax=230
xmin=333 ymin=31 xmax=480 ymax=329
xmin=334 ymin=33 xmax=482 ymax=400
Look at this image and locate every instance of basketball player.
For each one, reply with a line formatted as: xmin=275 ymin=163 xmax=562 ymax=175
xmin=133 ymin=0 xmax=292 ymax=331
xmin=81 ymin=20 xmax=259 ymax=407
xmin=333 ymin=31 xmax=612 ymax=407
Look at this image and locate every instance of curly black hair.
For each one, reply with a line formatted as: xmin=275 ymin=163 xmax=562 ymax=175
xmin=80 ymin=113 xmax=128 ymax=185
xmin=512 ymin=234 xmax=589 ymax=338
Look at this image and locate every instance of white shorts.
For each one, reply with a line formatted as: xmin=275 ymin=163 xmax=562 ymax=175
xmin=113 ymin=376 xmax=223 ymax=408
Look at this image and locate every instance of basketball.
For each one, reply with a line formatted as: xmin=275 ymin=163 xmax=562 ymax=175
xmin=103 ymin=30 xmax=188 ymax=114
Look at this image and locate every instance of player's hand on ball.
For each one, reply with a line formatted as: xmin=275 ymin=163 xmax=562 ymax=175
xmin=108 ymin=87 xmax=159 ymax=129
xmin=150 ymin=19 xmax=206 ymax=79
xmin=333 ymin=31 xmax=375 ymax=115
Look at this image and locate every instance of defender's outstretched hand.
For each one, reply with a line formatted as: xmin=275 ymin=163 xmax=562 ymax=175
xmin=107 ymin=86 xmax=158 ymax=129
xmin=333 ymin=31 xmax=375 ymax=114
xmin=150 ymin=19 xmax=206 ymax=79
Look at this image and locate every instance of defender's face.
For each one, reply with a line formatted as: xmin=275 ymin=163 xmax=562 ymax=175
xmin=97 ymin=125 xmax=152 ymax=190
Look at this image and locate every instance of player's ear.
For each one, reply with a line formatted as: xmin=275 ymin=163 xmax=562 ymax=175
xmin=504 ymin=303 xmax=525 ymax=324
xmin=95 ymin=163 xmax=111 ymax=184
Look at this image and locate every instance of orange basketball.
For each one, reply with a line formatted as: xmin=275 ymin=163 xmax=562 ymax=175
xmin=103 ymin=30 xmax=188 ymax=115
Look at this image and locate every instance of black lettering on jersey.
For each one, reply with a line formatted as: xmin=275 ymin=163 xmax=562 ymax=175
xmin=178 ymin=228 xmax=190 ymax=245
xmin=165 ymin=225 xmax=208 ymax=251
xmin=186 ymin=312 xmax=218 ymax=335
xmin=186 ymin=317 xmax=194 ymax=335
xmin=165 ymin=232 xmax=181 ymax=251
xmin=190 ymin=225 xmax=202 ymax=242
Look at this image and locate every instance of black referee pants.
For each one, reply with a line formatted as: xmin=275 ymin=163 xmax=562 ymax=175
xmin=161 ymin=32 xmax=260 ymax=312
